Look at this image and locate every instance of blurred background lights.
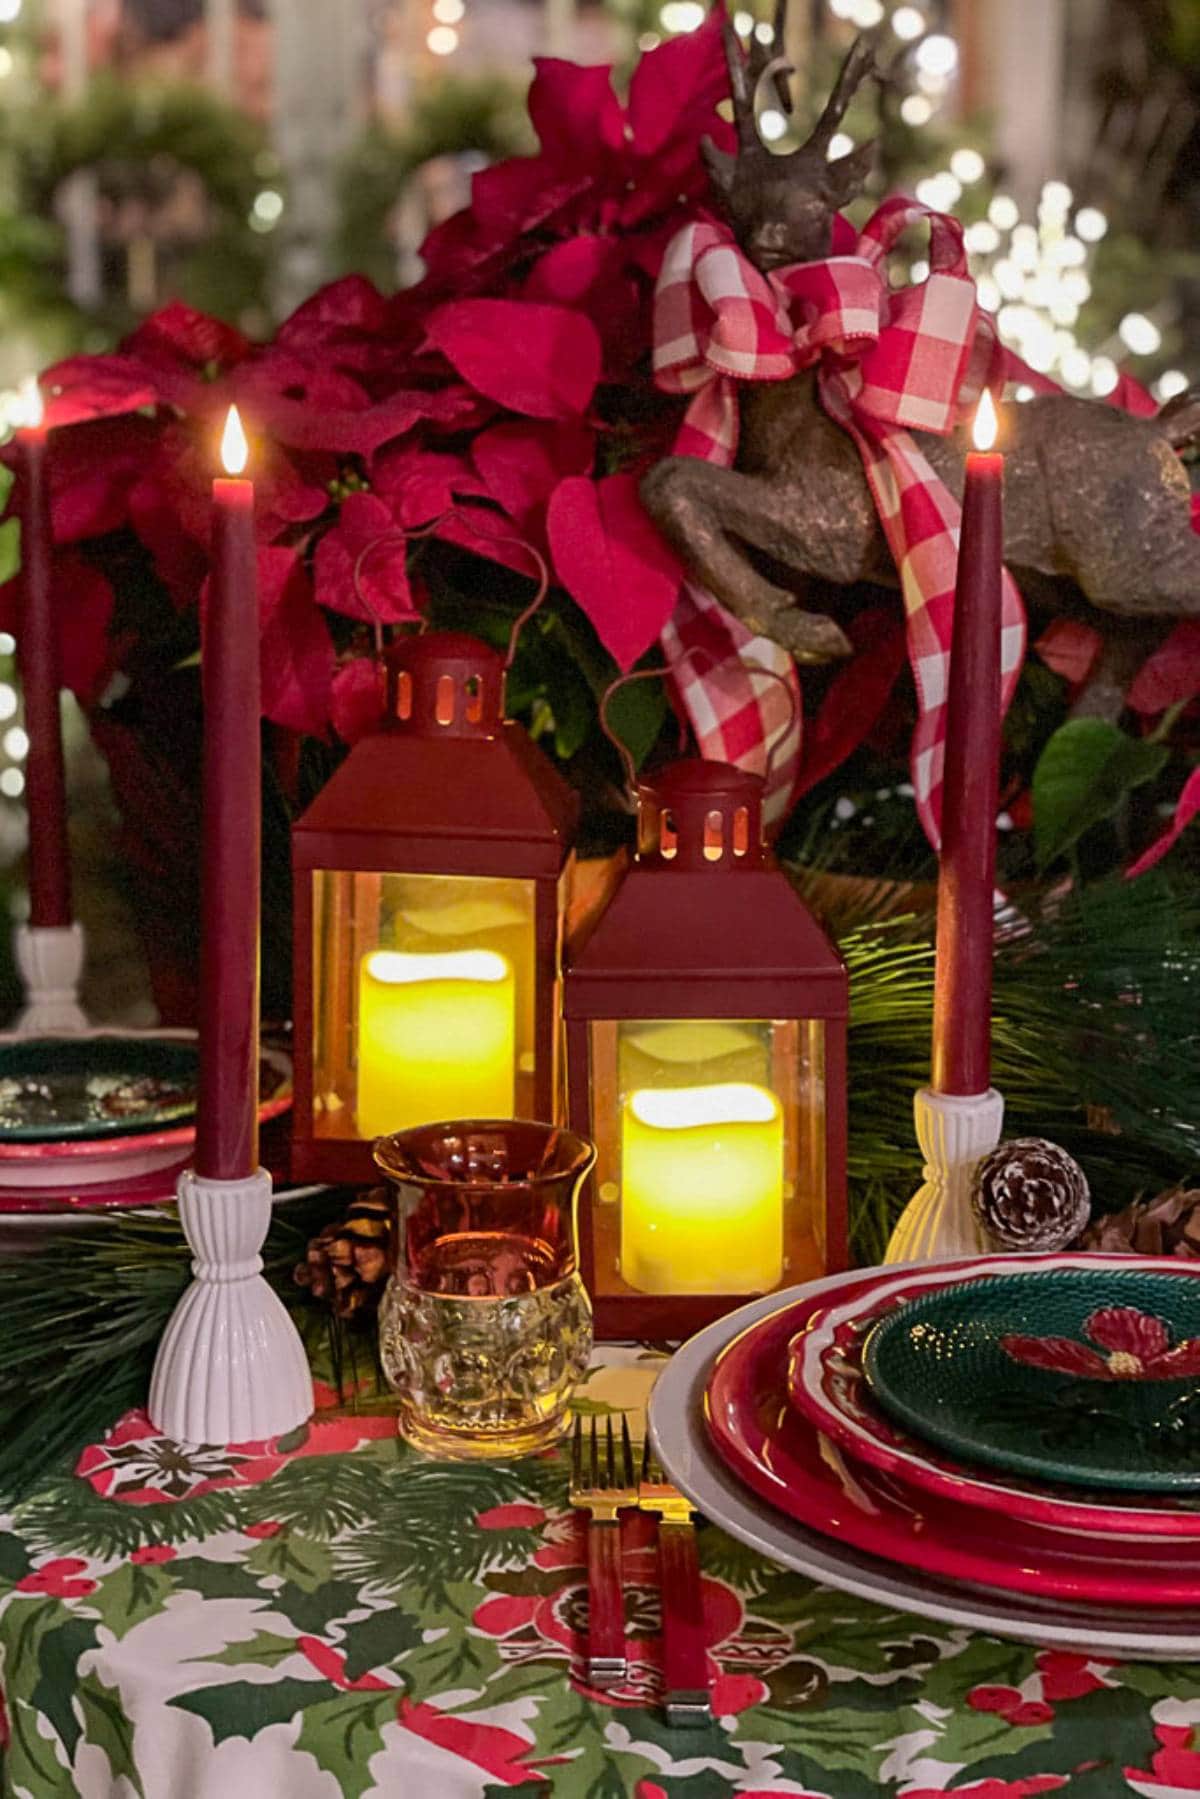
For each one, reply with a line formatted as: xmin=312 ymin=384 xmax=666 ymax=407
xmin=0 ymin=0 xmax=23 ymax=21
xmin=733 ymin=7 xmax=753 ymax=30
xmin=251 ymin=189 xmax=283 ymax=225
xmin=1074 ymin=207 xmax=1108 ymax=243
xmin=900 ymin=94 xmax=933 ymax=126
xmin=2 ymin=727 xmax=28 ymax=762
xmin=965 ymin=221 xmax=1000 ymax=254
xmin=890 ymin=5 xmax=926 ymax=37
xmin=426 ymin=23 xmax=458 ymax=51
xmin=753 ymin=18 xmax=774 ymax=41
xmin=827 ymin=132 xmax=855 ymax=160
xmin=1118 ymin=312 xmax=1162 ymax=356
xmin=0 ymin=48 xmax=13 ymax=78
xmin=1091 ymin=355 xmax=1119 ymax=396
xmin=915 ymin=34 xmax=958 ymax=78
xmin=758 ymin=108 xmax=788 ymax=142
xmin=432 ymin=0 xmax=465 ymax=20
xmin=0 ymin=635 xmax=14 ymax=657
xmin=949 ymin=148 xmax=985 ymax=184
xmin=847 ymin=0 xmax=884 ymax=24
xmin=1060 ymin=348 xmax=1092 ymax=388
xmin=988 ymin=194 xmax=1020 ymax=230
xmin=0 ymin=769 xmax=23 ymax=800
xmin=0 ymin=687 xmax=17 ymax=722
xmin=1156 ymin=369 xmax=1189 ymax=400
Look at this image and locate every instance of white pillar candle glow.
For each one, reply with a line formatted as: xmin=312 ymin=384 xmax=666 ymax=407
xmin=620 ymin=1081 xmax=784 ymax=1295
xmin=357 ymin=947 xmax=515 ymax=1138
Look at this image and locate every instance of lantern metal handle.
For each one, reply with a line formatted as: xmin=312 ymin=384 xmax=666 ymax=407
xmin=351 ymin=508 xmax=551 ymax=670
xmin=599 ymin=652 xmax=799 ymax=794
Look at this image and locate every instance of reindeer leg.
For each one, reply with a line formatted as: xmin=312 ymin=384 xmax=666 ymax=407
xmin=641 ymin=458 xmax=854 ymax=663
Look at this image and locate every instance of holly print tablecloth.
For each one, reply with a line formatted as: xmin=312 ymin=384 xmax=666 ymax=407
xmin=1 ymin=1353 xmax=1199 ymax=1798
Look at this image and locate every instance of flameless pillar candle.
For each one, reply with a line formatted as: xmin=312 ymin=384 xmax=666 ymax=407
xmin=620 ymin=1081 xmax=784 ymax=1295
xmin=15 ymin=378 xmax=72 ymax=929
xmin=932 ymin=389 xmax=1004 ymax=1097
xmin=195 ymin=406 xmax=261 ymax=1181
xmin=356 ymin=948 xmax=515 ymax=1137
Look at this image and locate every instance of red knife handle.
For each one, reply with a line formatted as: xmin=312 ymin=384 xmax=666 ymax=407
xmin=587 ymin=1518 xmax=626 ymax=1686
xmin=659 ymin=1521 xmax=711 ymax=1723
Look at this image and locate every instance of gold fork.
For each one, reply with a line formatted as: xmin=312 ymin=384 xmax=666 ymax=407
xmin=640 ymin=1434 xmax=712 ymax=1726
xmin=569 ymin=1413 xmax=638 ymax=1687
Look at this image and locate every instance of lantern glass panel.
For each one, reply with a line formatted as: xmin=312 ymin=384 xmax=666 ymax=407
xmin=586 ymin=1016 xmax=827 ymax=1300
xmin=312 ymin=869 xmax=537 ymax=1142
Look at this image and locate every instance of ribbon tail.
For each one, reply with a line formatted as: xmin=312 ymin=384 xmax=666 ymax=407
xmin=822 ymin=371 xmax=1026 ymax=851
xmin=662 ymin=584 xmax=803 ymax=832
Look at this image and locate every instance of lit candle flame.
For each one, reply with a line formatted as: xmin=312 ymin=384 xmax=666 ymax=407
xmin=16 ymin=375 xmax=43 ymax=432
xmin=973 ymin=387 xmax=999 ymax=452
xmin=220 ymin=404 xmax=248 ymax=476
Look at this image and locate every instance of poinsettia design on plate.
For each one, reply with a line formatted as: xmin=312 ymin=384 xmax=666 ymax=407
xmin=1001 ymin=1306 xmax=1200 ymax=1382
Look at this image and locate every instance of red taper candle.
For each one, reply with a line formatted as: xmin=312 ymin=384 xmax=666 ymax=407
xmin=195 ymin=405 xmax=260 ymax=1180
xmin=16 ymin=380 xmax=72 ymax=929
xmin=931 ymin=389 xmax=1004 ymax=1096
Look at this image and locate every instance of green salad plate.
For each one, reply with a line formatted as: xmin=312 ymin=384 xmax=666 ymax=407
xmin=863 ymin=1264 xmax=1200 ymax=1492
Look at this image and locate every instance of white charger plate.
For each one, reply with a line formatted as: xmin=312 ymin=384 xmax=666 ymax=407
xmin=647 ymin=1269 xmax=1200 ymax=1660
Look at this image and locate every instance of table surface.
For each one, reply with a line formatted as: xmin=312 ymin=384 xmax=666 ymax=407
xmin=1 ymin=1349 xmax=1198 ymax=1799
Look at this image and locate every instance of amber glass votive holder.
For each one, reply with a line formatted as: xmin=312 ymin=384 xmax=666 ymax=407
xmin=373 ymin=1119 xmax=595 ymax=1458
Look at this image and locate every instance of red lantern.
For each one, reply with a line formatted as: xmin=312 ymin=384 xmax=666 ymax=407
xmin=291 ymin=631 xmax=578 ymax=1185
xmin=564 ymin=757 xmax=848 ymax=1339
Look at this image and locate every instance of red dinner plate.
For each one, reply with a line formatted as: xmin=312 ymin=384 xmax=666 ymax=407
xmin=787 ymin=1253 xmax=1200 ymax=1541
xmin=704 ymin=1286 xmax=1200 ymax=1605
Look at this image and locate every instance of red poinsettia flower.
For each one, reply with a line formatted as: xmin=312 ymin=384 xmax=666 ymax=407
xmin=1001 ymin=1306 xmax=1200 ymax=1382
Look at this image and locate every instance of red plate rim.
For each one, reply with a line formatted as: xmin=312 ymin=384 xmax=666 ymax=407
xmin=786 ymin=1252 xmax=1200 ymax=1540
xmin=705 ymin=1284 xmax=1200 ymax=1604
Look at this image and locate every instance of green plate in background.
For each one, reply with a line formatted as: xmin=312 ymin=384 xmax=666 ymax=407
xmin=863 ymin=1266 xmax=1200 ymax=1492
xmin=0 ymin=1036 xmax=199 ymax=1142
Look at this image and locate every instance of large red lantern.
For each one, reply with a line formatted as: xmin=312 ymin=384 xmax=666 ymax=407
xmin=291 ymin=630 xmax=578 ymax=1185
xmin=564 ymin=756 xmax=848 ymax=1339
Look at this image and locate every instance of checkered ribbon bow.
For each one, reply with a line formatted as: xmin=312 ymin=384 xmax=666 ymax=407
xmin=654 ymin=194 xmax=1027 ymax=844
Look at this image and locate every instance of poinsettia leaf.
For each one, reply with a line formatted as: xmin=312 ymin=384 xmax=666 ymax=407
xmin=1127 ymin=621 xmax=1200 ymax=716
xmin=1033 ymin=718 xmax=1169 ymax=869
xmin=527 ymin=58 xmax=624 ymax=163
xmin=1034 ymin=619 xmax=1102 ymax=690
xmin=42 ymin=354 xmax=161 ymax=426
xmin=313 ymin=492 xmax=413 ymax=624
xmin=330 ymin=656 xmax=386 ymax=745
xmin=125 ymin=300 xmax=251 ymax=374
xmin=170 ymin=1677 xmax=324 ymax=1744
xmin=423 ymin=300 xmax=601 ymax=421
xmin=794 ymin=607 xmax=906 ymax=800
xmin=372 ymin=443 xmax=489 ymax=527
xmin=1127 ymin=765 xmax=1200 ymax=877
xmin=54 ymin=559 xmax=116 ymax=707
xmin=547 ymin=472 xmax=683 ymax=669
xmin=277 ymin=275 xmax=389 ymax=343
xmin=253 ymin=547 xmax=335 ymax=737
xmin=471 ymin=419 xmax=594 ymax=527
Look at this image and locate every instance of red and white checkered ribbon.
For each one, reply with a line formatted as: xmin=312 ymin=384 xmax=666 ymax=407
xmin=654 ymin=195 xmax=1026 ymax=845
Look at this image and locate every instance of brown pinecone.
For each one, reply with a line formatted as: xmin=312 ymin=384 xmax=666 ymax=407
xmin=1082 ymin=1186 xmax=1200 ymax=1259
xmin=971 ymin=1137 xmax=1091 ymax=1252
xmin=294 ymin=1189 xmax=392 ymax=1319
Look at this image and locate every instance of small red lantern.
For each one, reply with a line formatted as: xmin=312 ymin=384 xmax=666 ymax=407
xmin=291 ymin=630 xmax=578 ymax=1185
xmin=564 ymin=756 xmax=848 ymax=1339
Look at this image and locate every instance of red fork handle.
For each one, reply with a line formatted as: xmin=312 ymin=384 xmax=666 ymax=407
xmin=586 ymin=1518 xmax=626 ymax=1687
xmin=659 ymin=1521 xmax=711 ymax=1724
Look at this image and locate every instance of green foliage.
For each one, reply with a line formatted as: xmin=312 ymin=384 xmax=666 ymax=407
xmin=1032 ymin=717 xmax=1169 ymax=869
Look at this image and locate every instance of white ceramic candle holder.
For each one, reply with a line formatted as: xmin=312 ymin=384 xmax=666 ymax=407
xmin=149 ymin=1166 xmax=312 ymax=1445
xmin=884 ymin=1086 xmax=1005 ymax=1265
xmin=14 ymin=922 xmax=88 ymax=1034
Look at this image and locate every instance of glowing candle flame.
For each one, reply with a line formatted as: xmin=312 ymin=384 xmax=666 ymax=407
xmin=220 ymin=405 xmax=248 ymax=476
xmin=16 ymin=375 xmax=43 ymax=431
xmin=973 ymin=387 xmax=999 ymax=452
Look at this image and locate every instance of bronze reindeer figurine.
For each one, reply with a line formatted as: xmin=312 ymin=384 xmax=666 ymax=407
xmin=641 ymin=20 xmax=1200 ymax=716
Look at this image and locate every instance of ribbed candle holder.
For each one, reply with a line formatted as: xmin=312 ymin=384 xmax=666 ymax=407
xmin=148 ymin=1166 xmax=312 ymax=1445
xmin=14 ymin=922 xmax=88 ymax=1033
xmin=884 ymin=1086 xmax=1004 ymax=1265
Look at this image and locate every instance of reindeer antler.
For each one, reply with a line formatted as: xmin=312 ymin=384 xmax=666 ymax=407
xmin=704 ymin=13 xmax=882 ymax=271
